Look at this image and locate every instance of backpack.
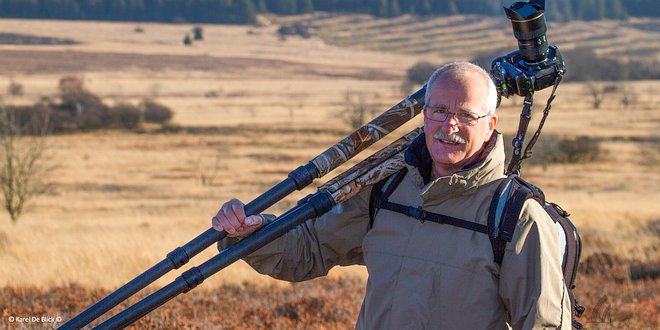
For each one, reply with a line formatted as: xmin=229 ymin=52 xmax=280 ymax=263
xmin=368 ymin=169 xmax=585 ymax=329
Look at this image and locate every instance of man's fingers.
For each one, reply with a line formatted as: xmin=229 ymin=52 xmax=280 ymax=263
xmin=222 ymin=199 xmax=245 ymax=233
xmin=223 ymin=209 xmax=242 ymax=232
xmin=210 ymin=199 xmax=263 ymax=238
xmin=231 ymin=201 xmax=247 ymax=220
xmin=211 ymin=216 xmax=223 ymax=232
xmin=212 ymin=217 xmax=236 ymax=234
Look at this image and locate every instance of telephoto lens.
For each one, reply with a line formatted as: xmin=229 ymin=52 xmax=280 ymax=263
xmin=502 ymin=0 xmax=549 ymax=63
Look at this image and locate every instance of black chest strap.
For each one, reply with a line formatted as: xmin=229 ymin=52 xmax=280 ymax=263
xmin=379 ymin=200 xmax=489 ymax=234
xmin=369 ymin=168 xmax=488 ymax=235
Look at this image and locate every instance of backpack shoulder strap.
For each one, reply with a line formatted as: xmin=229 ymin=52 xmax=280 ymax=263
xmin=488 ymin=175 xmax=545 ymax=265
xmin=368 ymin=168 xmax=408 ymax=229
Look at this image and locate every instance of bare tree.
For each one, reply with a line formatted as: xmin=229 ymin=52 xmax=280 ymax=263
xmin=586 ymin=81 xmax=607 ymax=110
xmin=619 ymin=82 xmax=635 ymax=109
xmin=341 ymin=90 xmax=378 ymax=130
xmin=196 ymin=153 xmax=222 ymax=186
xmin=0 ymin=107 xmax=53 ymax=222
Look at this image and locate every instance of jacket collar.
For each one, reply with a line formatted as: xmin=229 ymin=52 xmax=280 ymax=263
xmin=404 ymin=130 xmax=505 ymax=203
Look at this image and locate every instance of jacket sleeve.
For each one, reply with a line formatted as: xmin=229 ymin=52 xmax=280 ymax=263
xmin=498 ymin=200 xmax=573 ymax=330
xmin=219 ymin=189 xmax=371 ymax=282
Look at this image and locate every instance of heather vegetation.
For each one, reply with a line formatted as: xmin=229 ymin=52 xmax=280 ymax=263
xmin=1 ymin=272 xmax=658 ymax=329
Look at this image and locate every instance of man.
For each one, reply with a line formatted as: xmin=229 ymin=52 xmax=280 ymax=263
xmin=212 ymin=62 xmax=571 ymax=329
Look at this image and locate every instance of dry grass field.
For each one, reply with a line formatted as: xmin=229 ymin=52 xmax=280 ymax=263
xmin=0 ymin=14 xmax=658 ymax=328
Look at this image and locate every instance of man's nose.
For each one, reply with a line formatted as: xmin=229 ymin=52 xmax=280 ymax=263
xmin=442 ymin=114 xmax=460 ymax=131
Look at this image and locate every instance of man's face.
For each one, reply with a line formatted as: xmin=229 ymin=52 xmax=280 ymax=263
xmin=423 ymin=71 xmax=498 ymax=178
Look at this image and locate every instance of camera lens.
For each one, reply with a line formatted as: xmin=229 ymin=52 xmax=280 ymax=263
xmin=503 ymin=1 xmax=549 ymax=63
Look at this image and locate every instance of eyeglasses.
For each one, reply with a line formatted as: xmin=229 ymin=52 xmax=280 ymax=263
xmin=424 ymin=106 xmax=490 ymax=126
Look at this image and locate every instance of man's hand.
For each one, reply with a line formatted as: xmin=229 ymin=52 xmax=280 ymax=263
xmin=211 ymin=199 xmax=264 ymax=239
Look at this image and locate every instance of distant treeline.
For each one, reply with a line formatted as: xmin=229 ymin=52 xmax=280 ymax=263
xmin=0 ymin=0 xmax=657 ymax=24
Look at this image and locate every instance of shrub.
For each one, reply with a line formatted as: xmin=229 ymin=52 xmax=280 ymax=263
xmin=405 ymin=61 xmax=438 ymax=86
xmin=141 ymin=99 xmax=173 ymax=123
xmin=56 ymin=76 xmax=109 ymax=131
xmin=551 ymin=136 xmax=603 ymax=163
xmin=401 ymin=60 xmax=438 ymax=94
xmin=7 ymin=81 xmax=23 ymax=96
xmin=502 ymin=134 xmax=603 ymax=166
xmin=277 ymin=22 xmax=312 ymax=39
xmin=1 ymin=105 xmax=52 ymax=135
xmin=193 ymin=26 xmax=203 ymax=40
xmin=57 ymin=96 xmax=108 ymax=131
xmin=107 ymin=103 xmax=142 ymax=129
xmin=630 ymin=260 xmax=660 ymax=281
xmin=49 ymin=109 xmax=78 ymax=133
xmin=183 ymin=34 xmax=192 ymax=46
xmin=6 ymin=76 xmax=175 ymax=133
xmin=58 ymin=76 xmax=85 ymax=94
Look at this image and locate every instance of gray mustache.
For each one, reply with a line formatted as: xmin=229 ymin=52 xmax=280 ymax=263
xmin=433 ymin=131 xmax=466 ymax=144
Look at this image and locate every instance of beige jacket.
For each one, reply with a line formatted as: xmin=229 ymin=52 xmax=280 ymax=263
xmin=229 ymin=132 xmax=572 ymax=329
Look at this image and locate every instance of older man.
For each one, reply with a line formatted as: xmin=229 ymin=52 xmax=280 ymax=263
xmin=212 ymin=62 xmax=571 ymax=329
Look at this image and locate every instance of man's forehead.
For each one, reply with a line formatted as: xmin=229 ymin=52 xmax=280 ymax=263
xmin=436 ymin=68 xmax=485 ymax=82
xmin=429 ymin=73 xmax=487 ymax=103
xmin=427 ymin=100 xmax=479 ymax=113
xmin=432 ymin=70 xmax=490 ymax=91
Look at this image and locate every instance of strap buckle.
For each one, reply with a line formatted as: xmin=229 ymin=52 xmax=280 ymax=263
xmin=574 ymin=300 xmax=585 ymax=318
xmin=408 ymin=206 xmax=426 ymax=223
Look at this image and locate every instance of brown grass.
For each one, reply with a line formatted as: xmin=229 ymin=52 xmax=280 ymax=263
xmin=0 ymin=16 xmax=658 ymax=328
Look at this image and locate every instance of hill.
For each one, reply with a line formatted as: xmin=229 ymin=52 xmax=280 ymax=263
xmin=279 ymin=13 xmax=660 ymax=64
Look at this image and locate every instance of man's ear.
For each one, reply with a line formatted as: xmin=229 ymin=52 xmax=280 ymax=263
xmin=422 ymin=108 xmax=430 ymax=128
xmin=485 ymin=114 xmax=498 ymax=140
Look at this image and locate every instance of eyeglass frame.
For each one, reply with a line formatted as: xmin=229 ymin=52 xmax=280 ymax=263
xmin=423 ymin=105 xmax=491 ymax=126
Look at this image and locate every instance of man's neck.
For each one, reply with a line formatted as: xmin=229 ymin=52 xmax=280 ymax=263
xmin=431 ymin=164 xmax=457 ymax=179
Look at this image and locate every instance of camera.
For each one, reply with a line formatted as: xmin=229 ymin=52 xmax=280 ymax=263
xmin=491 ymin=0 xmax=566 ymax=98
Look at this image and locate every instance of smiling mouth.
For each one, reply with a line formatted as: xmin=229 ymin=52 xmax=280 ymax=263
xmin=434 ymin=133 xmax=466 ymax=145
xmin=438 ymin=139 xmax=463 ymax=145
xmin=433 ymin=131 xmax=465 ymax=145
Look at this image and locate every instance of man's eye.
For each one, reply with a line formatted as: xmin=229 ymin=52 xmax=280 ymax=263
xmin=458 ymin=112 xmax=475 ymax=120
xmin=433 ymin=108 xmax=447 ymax=115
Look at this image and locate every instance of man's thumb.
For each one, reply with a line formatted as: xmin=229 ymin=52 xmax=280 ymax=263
xmin=245 ymin=215 xmax=263 ymax=226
